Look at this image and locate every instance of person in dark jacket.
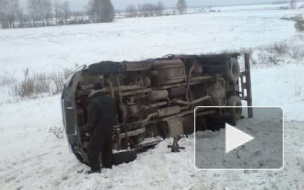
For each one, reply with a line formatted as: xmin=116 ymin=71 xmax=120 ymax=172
xmin=84 ymin=83 xmax=117 ymax=174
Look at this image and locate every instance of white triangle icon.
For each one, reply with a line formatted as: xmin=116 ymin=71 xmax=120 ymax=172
xmin=225 ymin=123 xmax=254 ymax=153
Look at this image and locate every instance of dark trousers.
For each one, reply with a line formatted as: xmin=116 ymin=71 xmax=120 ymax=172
xmin=88 ymin=135 xmax=113 ymax=171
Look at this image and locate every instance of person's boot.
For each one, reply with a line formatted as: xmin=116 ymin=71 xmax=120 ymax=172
xmin=86 ymin=169 xmax=101 ymax=174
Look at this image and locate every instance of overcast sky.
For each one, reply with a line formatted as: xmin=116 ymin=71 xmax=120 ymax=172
xmin=20 ymin=0 xmax=280 ymax=11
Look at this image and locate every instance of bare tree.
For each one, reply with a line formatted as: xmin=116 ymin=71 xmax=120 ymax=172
xmin=155 ymin=2 xmax=164 ymax=16
xmin=41 ymin=0 xmax=52 ymax=26
xmin=8 ymin=0 xmax=19 ymax=28
xmin=0 ymin=0 xmax=19 ymax=28
xmin=132 ymin=2 xmax=165 ymax=18
xmin=137 ymin=4 xmax=143 ymax=17
xmin=88 ymin=0 xmax=115 ymax=22
xmin=27 ymin=0 xmax=52 ymax=26
xmin=290 ymin=0 xmax=297 ymax=9
xmin=0 ymin=0 xmax=10 ymax=28
xmin=17 ymin=7 xmax=25 ymax=27
xmin=54 ymin=1 xmax=61 ymax=25
xmin=72 ymin=11 xmax=85 ymax=24
xmin=176 ymin=0 xmax=187 ymax=15
xmin=54 ymin=1 xmax=70 ymax=25
xmin=142 ymin=3 xmax=155 ymax=17
xmin=27 ymin=0 xmax=42 ymax=26
xmin=126 ymin=4 xmax=137 ymax=18
xmin=141 ymin=4 xmax=148 ymax=17
xmin=62 ymin=1 xmax=71 ymax=24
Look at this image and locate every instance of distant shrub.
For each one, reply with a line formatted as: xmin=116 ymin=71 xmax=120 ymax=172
xmin=12 ymin=69 xmax=35 ymax=97
xmin=289 ymin=45 xmax=304 ymax=60
xmin=265 ymin=42 xmax=289 ymax=55
xmin=257 ymin=52 xmax=280 ymax=66
xmin=294 ymin=82 xmax=302 ymax=97
xmin=11 ymin=68 xmax=73 ymax=98
xmin=253 ymin=36 xmax=304 ymax=66
xmin=278 ymin=6 xmax=289 ymax=10
xmin=0 ymin=75 xmax=16 ymax=87
xmin=295 ymin=20 xmax=304 ymax=32
xmin=49 ymin=68 xmax=73 ymax=94
xmin=67 ymin=20 xmax=78 ymax=25
xmin=49 ymin=126 xmax=65 ymax=139
xmin=34 ymin=73 xmax=51 ymax=94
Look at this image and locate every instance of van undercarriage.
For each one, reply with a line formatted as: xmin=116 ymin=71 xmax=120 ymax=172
xmin=61 ymin=53 xmax=253 ymax=164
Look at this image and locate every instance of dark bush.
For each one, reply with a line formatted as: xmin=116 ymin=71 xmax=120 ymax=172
xmin=295 ymin=20 xmax=304 ymax=32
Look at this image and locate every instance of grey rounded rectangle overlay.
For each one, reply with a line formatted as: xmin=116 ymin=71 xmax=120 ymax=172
xmin=194 ymin=107 xmax=283 ymax=170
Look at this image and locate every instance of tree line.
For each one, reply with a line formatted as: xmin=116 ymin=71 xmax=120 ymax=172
xmin=126 ymin=0 xmax=187 ymax=18
xmin=0 ymin=0 xmax=115 ymax=29
xmin=126 ymin=2 xmax=165 ymax=18
xmin=289 ymin=0 xmax=297 ymax=9
xmin=0 ymin=0 xmax=187 ymax=29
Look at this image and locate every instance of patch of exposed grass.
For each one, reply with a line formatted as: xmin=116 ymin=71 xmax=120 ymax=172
xmin=252 ymin=35 xmax=304 ymax=66
xmin=11 ymin=68 xmax=73 ymax=98
xmin=0 ymin=75 xmax=17 ymax=87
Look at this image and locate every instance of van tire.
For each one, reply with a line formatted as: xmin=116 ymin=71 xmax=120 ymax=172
xmin=227 ymin=96 xmax=242 ymax=120
xmin=225 ymin=58 xmax=240 ymax=83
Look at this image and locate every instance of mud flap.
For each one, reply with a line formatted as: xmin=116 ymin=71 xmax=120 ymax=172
xmin=207 ymin=113 xmax=236 ymax=131
xmin=166 ymin=118 xmax=184 ymax=137
xmin=112 ymin=150 xmax=137 ymax=165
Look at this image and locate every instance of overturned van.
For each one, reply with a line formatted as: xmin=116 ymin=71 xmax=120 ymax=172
xmin=61 ymin=53 xmax=253 ymax=164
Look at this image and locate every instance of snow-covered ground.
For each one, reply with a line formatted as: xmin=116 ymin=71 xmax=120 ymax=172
xmin=0 ymin=7 xmax=302 ymax=78
xmin=0 ymin=97 xmax=303 ymax=189
xmin=0 ymin=5 xmax=304 ymax=190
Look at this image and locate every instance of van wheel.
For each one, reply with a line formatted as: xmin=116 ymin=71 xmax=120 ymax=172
xmin=225 ymin=58 xmax=240 ymax=83
xmin=227 ymin=96 xmax=242 ymax=120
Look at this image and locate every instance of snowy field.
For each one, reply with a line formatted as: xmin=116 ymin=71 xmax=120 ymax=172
xmin=1 ymin=5 xmax=304 ymax=190
xmin=214 ymin=3 xmax=304 ymax=12
xmin=0 ymin=7 xmax=303 ymax=79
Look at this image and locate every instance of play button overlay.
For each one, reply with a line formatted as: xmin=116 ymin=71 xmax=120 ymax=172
xmin=225 ymin=123 xmax=254 ymax=153
xmin=194 ymin=107 xmax=283 ymax=170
